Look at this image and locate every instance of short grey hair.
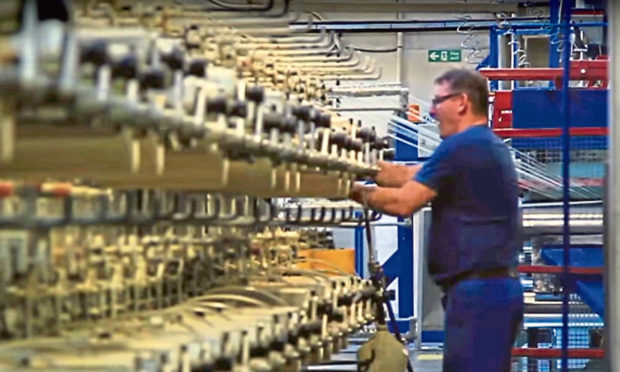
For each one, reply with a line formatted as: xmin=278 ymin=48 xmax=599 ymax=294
xmin=434 ymin=69 xmax=489 ymax=116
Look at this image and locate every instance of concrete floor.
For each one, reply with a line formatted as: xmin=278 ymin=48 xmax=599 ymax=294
xmin=410 ymin=350 xmax=444 ymax=372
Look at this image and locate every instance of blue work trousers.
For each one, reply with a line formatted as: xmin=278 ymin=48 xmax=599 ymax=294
xmin=442 ymin=277 xmax=524 ymax=372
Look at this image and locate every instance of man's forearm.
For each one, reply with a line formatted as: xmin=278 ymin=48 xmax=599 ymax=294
xmin=362 ymin=186 xmax=414 ymax=217
xmin=351 ymin=179 xmax=436 ymax=217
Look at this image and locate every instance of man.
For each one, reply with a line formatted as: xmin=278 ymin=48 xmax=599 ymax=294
xmin=351 ymin=69 xmax=523 ymax=371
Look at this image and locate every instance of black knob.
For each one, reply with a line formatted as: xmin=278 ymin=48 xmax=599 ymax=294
xmin=329 ymin=132 xmax=347 ymax=147
xmin=110 ymin=54 xmax=138 ymax=79
xmin=161 ymin=48 xmax=185 ymax=70
xmin=333 ymin=310 xmax=345 ymax=323
xmin=383 ymin=148 xmax=395 ymax=161
xmin=281 ymin=116 xmax=298 ymax=135
xmin=317 ymin=303 xmax=333 ymax=316
xmin=270 ymin=341 xmax=285 ymax=352
xmin=358 ymin=127 xmax=373 ymax=142
xmin=263 ymin=112 xmax=284 ymax=131
xmin=339 ymin=295 xmax=354 ymax=307
xmin=343 ymin=136 xmax=353 ymax=150
xmin=315 ymin=113 xmax=331 ymax=129
xmin=80 ymin=41 xmax=108 ymax=66
xmin=352 ymin=139 xmax=363 ymax=152
xmin=229 ymin=101 xmax=247 ymax=118
xmin=139 ymin=68 xmax=166 ymax=90
xmin=314 ymin=138 xmax=323 ymax=151
xmin=246 ymin=86 xmax=265 ymax=103
xmin=292 ymin=105 xmax=313 ymax=122
xmin=372 ymin=136 xmax=387 ymax=150
xmin=186 ymin=58 xmax=207 ymax=77
xmin=371 ymin=138 xmax=383 ymax=150
xmin=206 ymin=97 xmax=227 ymax=114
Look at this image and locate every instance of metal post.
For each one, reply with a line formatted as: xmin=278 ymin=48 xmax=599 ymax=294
xmin=396 ymin=1 xmax=404 ymax=83
xmin=489 ymin=26 xmax=499 ymax=91
xmin=510 ymin=30 xmax=517 ymax=90
xmin=354 ymin=212 xmax=365 ymax=277
xmin=397 ymin=216 xmax=414 ymax=334
xmin=606 ymin=1 xmax=620 ymax=370
xmin=413 ymin=210 xmax=424 ymax=350
xmin=560 ymin=1 xmax=573 ymax=371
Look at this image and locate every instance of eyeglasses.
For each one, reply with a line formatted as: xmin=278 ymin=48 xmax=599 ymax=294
xmin=430 ymin=92 xmax=462 ymax=107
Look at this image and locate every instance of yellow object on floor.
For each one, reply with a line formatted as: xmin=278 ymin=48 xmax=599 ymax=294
xmin=297 ymin=248 xmax=356 ymax=275
xmin=417 ymin=353 xmax=444 ymax=361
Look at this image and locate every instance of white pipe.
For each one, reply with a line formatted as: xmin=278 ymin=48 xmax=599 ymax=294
xmin=396 ymin=0 xmax=404 ymax=83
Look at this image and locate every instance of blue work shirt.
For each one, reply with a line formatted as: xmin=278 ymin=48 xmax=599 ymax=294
xmin=414 ymin=124 xmax=521 ymax=288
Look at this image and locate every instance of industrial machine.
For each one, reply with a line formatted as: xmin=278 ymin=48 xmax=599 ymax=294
xmin=0 ymin=1 xmax=399 ymax=371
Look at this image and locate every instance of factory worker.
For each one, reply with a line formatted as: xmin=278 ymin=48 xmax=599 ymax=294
xmin=350 ymin=69 xmax=523 ymax=372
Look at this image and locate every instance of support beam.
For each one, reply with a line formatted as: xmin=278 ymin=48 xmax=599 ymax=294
xmin=290 ymin=19 xmax=605 ymax=33
xmin=606 ymin=0 xmax=620 ymax=370
xmin=299 ymin=1 xmax=518 ymax=13
xmin=291 ymin=18 xmax=550 ymax=33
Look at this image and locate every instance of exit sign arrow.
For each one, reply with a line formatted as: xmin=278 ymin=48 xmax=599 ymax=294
xmin=428 ymin=49 xmax=461 ymax=63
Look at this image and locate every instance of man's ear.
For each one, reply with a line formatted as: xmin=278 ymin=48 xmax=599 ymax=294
xmin=457 ymin=92 xmax=469 ymax=115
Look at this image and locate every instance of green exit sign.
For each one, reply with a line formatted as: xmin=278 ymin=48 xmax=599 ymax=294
xmin=428 ymin=49 xmax=461 ymax=63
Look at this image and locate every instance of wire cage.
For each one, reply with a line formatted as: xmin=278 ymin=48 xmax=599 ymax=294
xmin=509 ymin=130 xmax=606 ymax=370
xmin=512 ymin=257 xmax=605 ymax=372
xmin=506 ymin=134 xmax=607 ymax=201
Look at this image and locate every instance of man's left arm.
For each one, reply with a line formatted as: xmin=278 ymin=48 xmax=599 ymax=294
xmin=350 ymin=180 xmax=437 ymax=217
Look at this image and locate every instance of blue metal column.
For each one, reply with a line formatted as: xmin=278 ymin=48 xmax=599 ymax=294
xmin=489 ymin=26 xmax=499 ymax=91
xmin=396 ymin=217 xmax=414 ymax=332
xmin=393 ymin=134 xmax=418 ymax=334
xmin=354 ymin=211 xmax=365 ymax=276
xmin=560 ymin=1 xmax=574 ymax=371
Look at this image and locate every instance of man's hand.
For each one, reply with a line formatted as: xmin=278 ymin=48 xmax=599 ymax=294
xmin=375 ymin=161 xmax=422 ymax=188
xmin=349 ymin=182 xmax=375 ymax=205
xmin=375 ymin=161 xmax=399 ymax=186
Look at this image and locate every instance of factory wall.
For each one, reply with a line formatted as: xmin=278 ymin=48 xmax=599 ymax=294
xmin=334 ymin=30 xmax=489 ymax=137
xmin=401 ymin=31 xmax=489 ymax=99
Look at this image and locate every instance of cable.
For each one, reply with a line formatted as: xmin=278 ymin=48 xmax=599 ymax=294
xmin=304 ymin=11 xmax=324 ymax=21
xmin=495 ymin=10 xmax=531 ymax=69
xmin=350 ymin=46 xmax=399 ymax=53
xmin=454 ymin=0 xmax=485 ymax=65
xmin=361 ymin=193 xmax=414 ymax=372
xmin=204 ymin=0 xmax=275 ymax=12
